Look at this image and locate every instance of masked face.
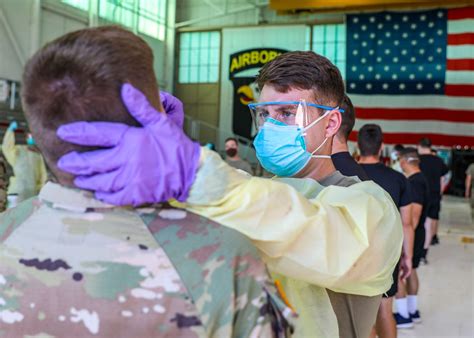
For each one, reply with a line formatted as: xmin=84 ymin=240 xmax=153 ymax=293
xmin=225 ymin=140 xmax=238 ymax=158
xmin=252 ymin=86 xmax=340 ymax=177
xmin=258 ymin=87 xmax=329 ymax=153
xmin=26 ymin=133 xmax=36 ymax=146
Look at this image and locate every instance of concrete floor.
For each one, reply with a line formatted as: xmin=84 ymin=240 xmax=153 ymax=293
xmin=398 ymin=196 xmax=474 ymax=338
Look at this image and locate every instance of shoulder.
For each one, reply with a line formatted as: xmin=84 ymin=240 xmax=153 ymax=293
xmin=419 ymin=155 xmax=430 ymax=164
xmin=435 ymin=156 xmax=446 ymax=166
xmin=384 ymin=165 xmax=407 ymax=183
xmin=145 ymin=208 xmax=262 ymax=263
xmin=408 ymin=174 xmax=425 ymax=192
xmin=387 ymin=166 xmax=404 ymax=177
xmin=331 ymin=151 xmax=348 ymax=160
xmin=142 ymin=209 xmax=283 ymax=335
xmin=0 ymin=197 xmax=42 ymax=240
xmin=322 ymin=180 xmax=392 ymax=204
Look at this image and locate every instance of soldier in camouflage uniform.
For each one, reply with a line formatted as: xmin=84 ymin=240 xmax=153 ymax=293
xmin=0 ymin=183 xmax=293 ymax=337
xmin=0 ymin=154 xmax=7 ymax=212
xmin=0 ymin=26 xmax=294 ymax=337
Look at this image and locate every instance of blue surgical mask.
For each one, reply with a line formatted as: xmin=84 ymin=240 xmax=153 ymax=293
xmin=254 ymin=112 xmax=330 ymax=177
xmin=390 ymin=151 xmax=398 ymax=161
xmin=26 ymin=135 xmax=35 ymax=146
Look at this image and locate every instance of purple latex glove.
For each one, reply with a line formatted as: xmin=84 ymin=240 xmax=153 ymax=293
xmin=57 ymin=83 xmax=201 ymax=206
xmin=160 ymin=91 xmax=184 ymax=128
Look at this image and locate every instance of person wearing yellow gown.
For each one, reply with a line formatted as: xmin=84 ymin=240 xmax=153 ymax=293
xmin=57 ymin=52 xmax=403 ymax=338
xmin=2 ymin=121 xmax=47 ymax=206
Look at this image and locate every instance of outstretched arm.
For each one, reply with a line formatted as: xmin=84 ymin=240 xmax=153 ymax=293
xmin=58 ymin=84 xmax=402 ymax=295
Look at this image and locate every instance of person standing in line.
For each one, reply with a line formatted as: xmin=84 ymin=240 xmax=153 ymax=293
xmin=358 ymin=124 xmax=414 ymax=337
xmin=224 ymin=137 xmax=253 ymax=174
xmin=466 ymin=162 xmax=474 ymax=219
xmin=2 ymin=122 xmax=48 ymax=206
xmin=330 ymin=94 xmax=369 ymax=181
xmin=394 ymin=148 xmax=430 ymax=327
xmin=57 ymin=51 xmax=404 ymax=338
xmin=417 ymin=138 xmax=448 ymax=249
xmin=390 ymin=144 xmax=405 ymax=174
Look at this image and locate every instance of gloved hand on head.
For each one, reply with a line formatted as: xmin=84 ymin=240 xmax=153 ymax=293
xmin=57 ymin=83 xmax=200 ymax=206
xmin=159 ymin=90 xmax=185 ymax=128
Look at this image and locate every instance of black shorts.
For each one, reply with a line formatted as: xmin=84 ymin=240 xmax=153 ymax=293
xmin=427 ymin=196 xmax=441 ymax=220
xmin=383 ymin=261 xmax=400 ymax=298
xmin=412 ymin=225 xmax=426 ymax=269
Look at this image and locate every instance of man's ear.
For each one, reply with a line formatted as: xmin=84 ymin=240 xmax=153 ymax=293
xmin=325 ymin=109 xmax=342 ymax=138
xmin=379 ymin=142 xmax=385 ymax=156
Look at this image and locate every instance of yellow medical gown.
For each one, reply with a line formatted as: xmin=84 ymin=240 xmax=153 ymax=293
xmin=174 ymin=148 xmax=403 ymax=337
xmin=2 ymin=129 xmax=47 ymax=202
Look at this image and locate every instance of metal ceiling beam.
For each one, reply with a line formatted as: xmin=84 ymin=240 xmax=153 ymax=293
xmin=203 ymin=0 xmax=224 ymax=14
xmin=176 ymin=1 xmax=269 ymax=28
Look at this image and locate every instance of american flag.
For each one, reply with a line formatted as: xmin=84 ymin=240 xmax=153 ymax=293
xmin=346 ymin=7 xmax=474 ymax=147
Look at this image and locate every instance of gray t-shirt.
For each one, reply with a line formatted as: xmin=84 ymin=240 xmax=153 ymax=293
xmin=288 ymin=170 xmax=380 ymax=338
xmin=319 ymin=170 xmax=360 ymax=187
xmin=225 ymin=159 xmax=253 ymax=175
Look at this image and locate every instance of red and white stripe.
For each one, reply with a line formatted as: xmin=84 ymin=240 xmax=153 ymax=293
xmin=349 ymin=7 xmax=474 ymax=147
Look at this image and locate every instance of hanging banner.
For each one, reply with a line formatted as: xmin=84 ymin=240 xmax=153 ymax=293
xmin=229 ymin=48 xmax=287 ymax=138
xmin=220 ymin=26 xmax=308 ymax=141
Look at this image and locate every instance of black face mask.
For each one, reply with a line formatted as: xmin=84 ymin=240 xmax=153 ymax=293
xmin=226 ymin=148 xmax=238 ymax=157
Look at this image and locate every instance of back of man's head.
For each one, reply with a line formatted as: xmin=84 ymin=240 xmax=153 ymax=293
xmin=336 ymin=94 xmax=355 ymax=142
xmin=358 ymin=124 xmax=383 ymax=157
xmin=399 ymin=147 xmax=420 ymax=167
xmin=256 ymin=51 xmax=345 ymax=110
xmin=21 ymin=26 xmax=161 ymax=186
xmin=394 ymin=144 xmax=405 ymax=153
xmin=418 ymin=137 xmax=432 ymax=149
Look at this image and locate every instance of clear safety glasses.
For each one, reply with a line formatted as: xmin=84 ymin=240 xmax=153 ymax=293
xmin=248 ymin=100 xmax=344 ymax=130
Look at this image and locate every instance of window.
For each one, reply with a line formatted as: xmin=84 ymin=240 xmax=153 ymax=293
xmin=138 ymin=1 xmax=167 ymax=41
xmin=179 ymin=32 xmax=220 ymax=84
xmin=312 ymin=24 xmax=346 ymax=79
xmin=61 ymin=0 xmax=167 ymax=40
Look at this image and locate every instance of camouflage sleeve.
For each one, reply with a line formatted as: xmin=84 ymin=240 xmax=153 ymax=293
xmin=140 ymin=209 xmax=296 ymax=337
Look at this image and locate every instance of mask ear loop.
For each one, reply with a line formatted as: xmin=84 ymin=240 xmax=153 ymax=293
xmin=303 ymin=110 xmax=331 ymax=132
xmin=310 ymin=137 xmax=331 ymax=158
xmin=300 ymin=103 xmax=332 ymax=159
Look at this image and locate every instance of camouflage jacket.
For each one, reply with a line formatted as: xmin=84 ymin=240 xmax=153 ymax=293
xmin=0 ymin=182 xmax=294 ymax=337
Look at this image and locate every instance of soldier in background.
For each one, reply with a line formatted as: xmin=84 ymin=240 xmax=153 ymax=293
xmin=2 ymin=122 xmax=47 ymax=206
xmin=224 ymin=137 xmax=253 ymax=174
xmin=0 ymin=26 xmax=293 ymax=337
